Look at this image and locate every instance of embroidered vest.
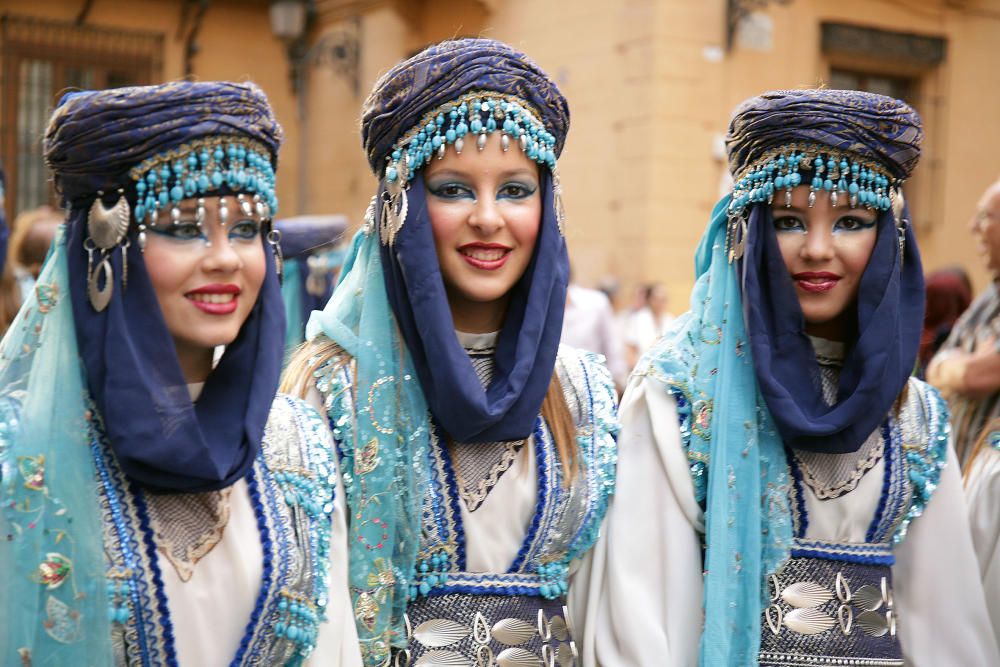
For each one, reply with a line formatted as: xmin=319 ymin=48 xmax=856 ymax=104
xmin=95 ymin=395 xmax=336 ymax=666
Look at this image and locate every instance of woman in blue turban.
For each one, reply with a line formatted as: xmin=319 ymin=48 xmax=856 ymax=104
xmin=0 ymin=81 xmax=358 ymax=665
xmin=594 ymin=89 xmax=1000 ymax=666
xmin=281 ymin=38 xmax=618 ymax=666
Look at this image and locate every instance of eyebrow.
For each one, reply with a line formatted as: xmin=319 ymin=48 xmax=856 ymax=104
xmin=772 ymin=204 xmax=876 ymax=217
xmin=426 ymin=168 xmax=538 ymax=181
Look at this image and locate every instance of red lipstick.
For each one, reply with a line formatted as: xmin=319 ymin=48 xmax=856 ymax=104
xmin=185 ymin=283 xmax=241 ymax=314
xmin=792 ymin=272 xmax=841 ymax=293
xmin=458 ymin=242 xmax=512 ymax=271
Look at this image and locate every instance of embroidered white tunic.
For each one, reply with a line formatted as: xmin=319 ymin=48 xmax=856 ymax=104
xmin=578 ymin=340 xmax=999 ymax=666
xmin=96 ymin=391 xmax=361 ymax=666
xmin=310 ymin=337 xmax=618 ymax=666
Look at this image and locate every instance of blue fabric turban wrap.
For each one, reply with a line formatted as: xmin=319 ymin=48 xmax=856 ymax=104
xmin=43 ymin=81 xmax=286 ymax=492
xmin=727 ymin=89 xmax=924 ymax=454
xmin=361 ymin=38 xmax=571 ymax=443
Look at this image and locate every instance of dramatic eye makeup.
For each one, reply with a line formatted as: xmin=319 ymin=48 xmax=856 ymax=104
xmin=772 ymin=215 xmax=806 ymax=233
xmin=426 ymin=180 xmax=474 ymax=200
xmin=228 ymin=219 xmax=262 ymax=241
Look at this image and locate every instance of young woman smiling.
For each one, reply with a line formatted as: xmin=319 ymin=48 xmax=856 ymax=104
xmin=0 ymin=82 xmax=358 ymax=666
xmin=591 ymin=89 xmax=999 ymax=666
xmin=281 ymin=39 xmax=617 ymax=667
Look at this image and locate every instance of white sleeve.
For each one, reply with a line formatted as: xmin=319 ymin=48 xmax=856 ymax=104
xmin=572 ymin=373 xmax=704 ymax=667
xmin=965 ymin=447 xmax=1000 ymax=647
xmin=892 ymin=445 xmax=1000 ymax=667
xmin=307 ymin=388 xmax=364 ymax=667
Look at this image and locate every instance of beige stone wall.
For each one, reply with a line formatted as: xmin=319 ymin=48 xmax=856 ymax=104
xmin=6 ymin=0 xmax=1000 ymax=303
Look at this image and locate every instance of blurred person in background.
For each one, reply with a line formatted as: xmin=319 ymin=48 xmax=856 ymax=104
xmin=624 ymin=281 xmax=673 ymax=369
xmin=275 ymin=214 xmax=347 ymax=356
xmin=917 ymin=266 xmax=972 ymax=376
xmin=0 ymin=205 xmax=62 ymax=331
xmin=928 ymin=178 xmax=1000 ymax=464
xmin=562 ymin=272 xmax=628 ymax=391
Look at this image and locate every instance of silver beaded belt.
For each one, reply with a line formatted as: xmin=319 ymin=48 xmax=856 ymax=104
xmin=393 ymin=593 xmax=578 ymax=667
xmin=759 ymin=554 xmax=903 ymax=667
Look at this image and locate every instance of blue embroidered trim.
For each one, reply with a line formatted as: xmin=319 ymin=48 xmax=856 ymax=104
xmin=132 ymin=490 xmax=179 ymax=666
xmin=232 ymin=467 xmax=273 ymax=665
xmin=564 ymin=351 xmax=619 ymax=563
xmin=790 ymin=538 xmax=895 ymax=565
xmin=510 ymin=416 xmax=547 ymax=573
xmin=90 ymin=429 xmax=161 ymax=665
xmin=786 ymin=449 xmax=810 ymax=539
xmin=894 ymin=383 xmax=950 ymax=544
xmin=867 ymin=420 xmax=908 ymax=544
xmin=435 ymin=422 xmax=467 ymax=571
xmin=93 ymin=396 xmax=333 ymax=665
xmin=668 ymin=388 xmax=706 ymax=506
xmin=431 ymin=571 xmax=550 ymax=597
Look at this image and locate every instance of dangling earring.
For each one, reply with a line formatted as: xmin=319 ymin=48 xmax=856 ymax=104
xmin=267 ymin=229 xmax=284 ymax=285
xmin=86 ymin=189 xmax=130 ymax=312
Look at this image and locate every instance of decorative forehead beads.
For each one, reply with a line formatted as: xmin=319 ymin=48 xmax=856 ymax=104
xmin=129 ymin=136 xmax=278 ymax=226
xmin=383 ymin=91 xmax=558 ymax=190
xmin=377 ymin=90 xmax=565 ymax=247
xmin=729 ymin=145 xmax=899 ymax=216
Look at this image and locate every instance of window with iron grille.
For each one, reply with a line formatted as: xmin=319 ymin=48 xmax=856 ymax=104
xmin=0 ymin=15 xmax=164 ymax=223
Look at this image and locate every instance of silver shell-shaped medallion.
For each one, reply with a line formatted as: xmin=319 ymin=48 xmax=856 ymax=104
xmin=88 ymin=194 xmax=131 ymax=250
xmin=853 ymin=585 xmax=884 ymax=611
xmin=491 ymin=618 xmax=536 ymax=646
xmin=857 ymin=611 xmax=889 ymax=637
xmin=413 ymin=619 xmax=471 ymax=648
xmin=783 ymin=608 xmax=835 ymax=635
xmin=556 ymin=643 xmax=577 ymax=667
xmin=415 ymin=650 xmax=471 ymax=666
xmin=549 ymin=615 xmax=568 ymax=642
xmin=781 ymin=581 xmax=832 ymax=608
xmin=496 ymin=648 xmax=542 ymax=667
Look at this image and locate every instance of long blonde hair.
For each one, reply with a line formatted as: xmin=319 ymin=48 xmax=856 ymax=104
xmin=281 ymin=334 xmax=580 ymax=482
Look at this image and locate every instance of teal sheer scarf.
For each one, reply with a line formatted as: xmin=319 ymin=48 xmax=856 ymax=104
xmin=646 ymin=196 xmax=792 ymax=666
xmin=0 ymin=228 xmax=114 ymax=663
xmin=306 ymin=224 xmax=429 ymax=664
